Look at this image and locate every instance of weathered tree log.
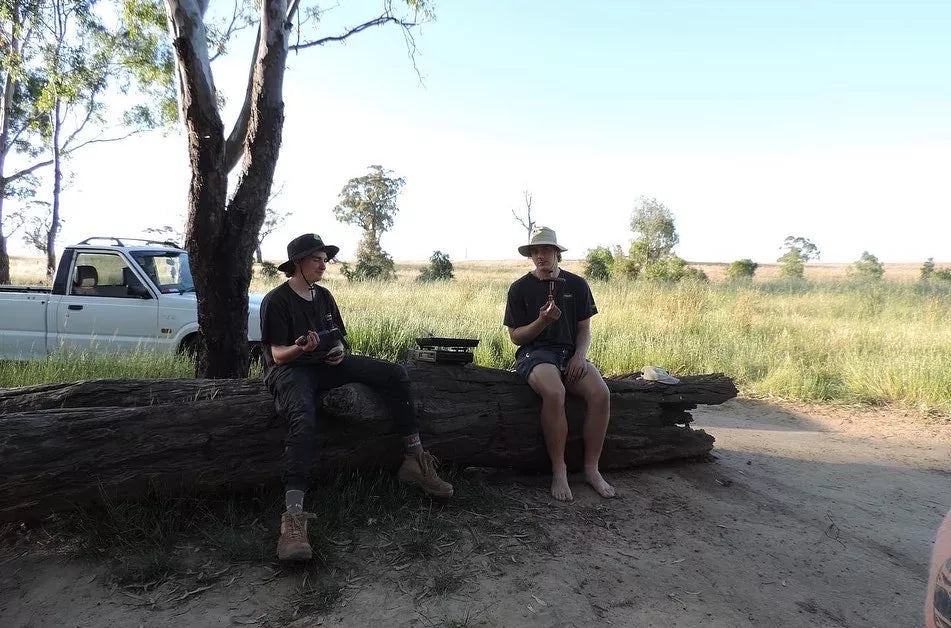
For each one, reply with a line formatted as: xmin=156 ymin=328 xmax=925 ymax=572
xmin=0 ymin=364 xmax=737 ymax=522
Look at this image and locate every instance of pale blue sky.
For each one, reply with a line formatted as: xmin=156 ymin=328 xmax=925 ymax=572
xmin=11 ymin=0 xmax=951 ymax=263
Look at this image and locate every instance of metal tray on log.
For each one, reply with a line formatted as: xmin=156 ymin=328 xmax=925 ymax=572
xmin=415 ymin=337 xmax=480 ymax=349
xmin=412 ymin=337 xmax=480 ymax=364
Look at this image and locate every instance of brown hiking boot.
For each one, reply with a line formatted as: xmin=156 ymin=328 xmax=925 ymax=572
xmin=277 ymin=511 xmax=316 ymax=561
xmin=398 ymin=451 xmax=454 ymax=498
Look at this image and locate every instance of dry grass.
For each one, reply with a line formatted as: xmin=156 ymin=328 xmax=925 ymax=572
xmin=8 ymin=255 xmax=50 ymax=286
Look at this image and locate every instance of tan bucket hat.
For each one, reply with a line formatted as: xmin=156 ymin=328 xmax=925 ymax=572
xmin=518 ymin=226 xmax=568 ymax=257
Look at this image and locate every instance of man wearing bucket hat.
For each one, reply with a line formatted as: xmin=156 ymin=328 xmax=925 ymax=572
xmin=260 ymin=233 xmax=453 ymax=562
xmin=503 ymin=226 xmax=615 ymax=502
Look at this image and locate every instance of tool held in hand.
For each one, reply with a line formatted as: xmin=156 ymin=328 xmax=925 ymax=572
xmin=547 ymin=275 xmax=566 ymax=302
xmin=294 ymin=327 xmax=341 ymax=347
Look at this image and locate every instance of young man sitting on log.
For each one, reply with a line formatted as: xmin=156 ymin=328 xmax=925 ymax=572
xmin=261 ymin=233 xmax=453 ymax=562
xmin=504 ymin=226 xmax=616 ymax=502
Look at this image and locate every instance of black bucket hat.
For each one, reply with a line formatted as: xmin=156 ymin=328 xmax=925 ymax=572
xmin=277 ymin=233 xmax=340 ymax=275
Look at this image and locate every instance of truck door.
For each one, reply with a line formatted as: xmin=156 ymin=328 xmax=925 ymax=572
xmin=54 ymin=251 xmax=160 ymax=355
xmin=0 ymin=292 xmax=49 ymax=360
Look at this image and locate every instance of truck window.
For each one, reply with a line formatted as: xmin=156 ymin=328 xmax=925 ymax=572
xmin=130 ymin=251 xmax=194 ymax=294
xmin=71 ymin=252 xmax=143 ymax=298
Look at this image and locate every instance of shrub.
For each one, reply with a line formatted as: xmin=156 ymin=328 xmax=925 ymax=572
xmin=849 ymin=251 xmax=884 ymax=280
xmin=583 ymin=246 xmax=614 ymax=281
xmin=342 ymin=236 xmax=397 ymax=282
xmin=921 ymin=258 xmax=935 ymax=281
xmin=417 ymin=251 xmax=454 ymax=282
xmin=642 ymin=255 xmax=707 ymax=282
xmin=611 ymin=245 xmax=641 ymax=280
xmin=726 ymin=258 xmax=758 ymax=280
xmin=259 ymin=261 xmax=280 ymax=280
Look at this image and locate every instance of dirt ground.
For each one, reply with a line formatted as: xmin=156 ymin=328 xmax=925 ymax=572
xmin=2 ymin=398 xmax=949 ymax=628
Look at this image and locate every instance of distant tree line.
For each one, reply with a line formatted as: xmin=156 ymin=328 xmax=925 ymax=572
xmin=582 ymin=197 xmax=707 ymax=283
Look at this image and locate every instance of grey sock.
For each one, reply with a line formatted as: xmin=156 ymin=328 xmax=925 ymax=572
xmin=402 ymin=433 xmax=423 ymax=455
xmin=285 ymin=489 xmax=305 ymax=514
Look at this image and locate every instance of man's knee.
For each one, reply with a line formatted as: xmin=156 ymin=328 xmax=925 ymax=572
xmin=592 ymin=374 xmax=610 ymax=406
xmin=271 ymin=373 xmax=318 ymax=426
xmin=529 ymin=365 xmax=566 ymax=405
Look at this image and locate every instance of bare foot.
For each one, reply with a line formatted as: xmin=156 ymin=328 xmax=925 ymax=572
xmin=584 ymin=468 xmax=616 ymax=498
xmin=551 ymin=470 xmax=573 ymax=502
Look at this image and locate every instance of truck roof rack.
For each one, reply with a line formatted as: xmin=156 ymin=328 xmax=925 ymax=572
xmin=76 ymin=237 xmax=184 ymax=250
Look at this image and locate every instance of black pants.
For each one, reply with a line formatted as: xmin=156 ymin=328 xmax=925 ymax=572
xmin=267 ymin=355 xmax=418 ymax=491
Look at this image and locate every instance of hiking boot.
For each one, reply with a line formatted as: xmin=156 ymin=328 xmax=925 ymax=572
xmin=398 ymin=451 xmax=454 ymax=498
xmin=277 ymin=511 xmax=316 ymax=561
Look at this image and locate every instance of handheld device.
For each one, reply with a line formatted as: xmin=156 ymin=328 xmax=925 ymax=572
xmin=294 ymin=327 xmax=341 ymax=347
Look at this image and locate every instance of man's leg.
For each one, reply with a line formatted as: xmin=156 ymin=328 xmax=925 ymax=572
xmin=325 ymin=355 xmax=453 ymax=497
xmin=527 ymin=363 xmax=572 ymax=502
xmin=565 ymin=362 xmax=615 ymax=498
xmin=269 ymin=368 xmax=320 ymax=560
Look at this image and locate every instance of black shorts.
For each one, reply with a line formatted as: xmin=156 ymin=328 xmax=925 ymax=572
xmin=515 ymin=346 xmax=572 ymax=380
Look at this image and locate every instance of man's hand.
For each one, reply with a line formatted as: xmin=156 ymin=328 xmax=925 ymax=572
xmin=294 ymin=331 xmax=320 ymax=353
xmin=565 ymin=354 xmax=588 ymax=383
xmin=325 ymin=342 xmax=345 ymax=366
xmin=538 ymin=299 xmax=561 ymax=324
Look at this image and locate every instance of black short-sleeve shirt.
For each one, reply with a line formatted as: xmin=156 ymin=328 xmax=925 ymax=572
xmin=259 ymin=282 xmax=347 ymax=382
xmin=503 ymin=269 xmax=597 ymax=358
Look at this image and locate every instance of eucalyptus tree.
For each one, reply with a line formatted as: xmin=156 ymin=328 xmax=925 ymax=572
xmin=333 ymin=165 xmax=404 ymax=281
xmin=0 ymin=0 xmax=173 ymax=281
xmin=0 ymin=0 xmax=47 ymax=283
xmin=630 ymin=196 xmax=679 ymax=264
xmin=161 ymin=0 xmax=429 ymax=377
xmin=511 ymin=190 xmax=535 ymax=243
xmin=777 ymin=235 xmax=820 ymax=279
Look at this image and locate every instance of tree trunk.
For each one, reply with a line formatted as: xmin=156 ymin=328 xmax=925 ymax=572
xmin=0 ymin=211 xmax=9 ymax=285
xmin=167 ymin=0 xmax=289 ymax=379
xmin=255 ymin=245 xmax=263 ymax=263
xmin=167 ymin=0 xmax=231 ymax=378
xmin=0 ymin=365 xmax=736 ymax=523
xmin=0 ymin=16 xmax=16 ymax=286
xmin=45 ymin=100 xmax=62 ymax=279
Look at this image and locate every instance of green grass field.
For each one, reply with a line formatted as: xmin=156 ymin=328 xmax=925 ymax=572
xmin=4 ymin=257 xmax=951 ymax=415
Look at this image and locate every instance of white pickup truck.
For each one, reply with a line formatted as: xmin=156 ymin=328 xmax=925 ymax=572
xmin=0 ymin=237 xmax=262 ymax=361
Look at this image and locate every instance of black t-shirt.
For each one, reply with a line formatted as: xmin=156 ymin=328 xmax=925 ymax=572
xmin=503 ymin=269 xmax=597 ymax=358
xmin=259 ymin=282 xmax=347 ymax=382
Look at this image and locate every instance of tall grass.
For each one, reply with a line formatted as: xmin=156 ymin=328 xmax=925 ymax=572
xmin=330 ymin=275 xmax=951 ymax=414
xmin=0 ymin=351 xmax=196 ymax=387
xmin=4 ymin=259 xmax=951 ymax=414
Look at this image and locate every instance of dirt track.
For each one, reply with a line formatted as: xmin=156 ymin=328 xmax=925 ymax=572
xmin=2 ymin=398 xmax=949 ymax=627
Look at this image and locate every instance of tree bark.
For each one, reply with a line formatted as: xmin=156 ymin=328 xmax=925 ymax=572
xmin=0 ymin=365 xmax=736 ymax=523
xmin=46 ymin=99 xmax=62 ymax=279
xmin=0 ymin=231 xmax=8 ymax=284
xmin=166 ymin=0 xmax=289 ymax=379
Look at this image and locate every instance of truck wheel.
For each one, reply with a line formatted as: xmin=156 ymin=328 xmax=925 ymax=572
xmin=248 ymin=342 xmax=263 ymax=366
xmin=180 ymin=335 xmax=201 ymax=361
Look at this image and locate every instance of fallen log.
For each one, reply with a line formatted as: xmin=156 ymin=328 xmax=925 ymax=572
xmin=0 ymin=363 xmax=737 ymax=522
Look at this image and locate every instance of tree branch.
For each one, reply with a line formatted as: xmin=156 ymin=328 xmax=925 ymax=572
xmin=222 ymin=24 xmax=261 ymax=174
xmin=59 ymin=104 xmax=96 ymax=150
xmin=288 ymin=15 xmax=416 ymax=51
xmin=5 ymin=158 xmax=54 ymax=183
xmin=60 ymin=129 xmax=145 ymax=154
xmin=6 ymin=114 xmax=47 ymax=156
